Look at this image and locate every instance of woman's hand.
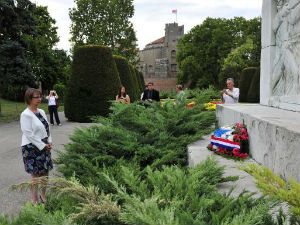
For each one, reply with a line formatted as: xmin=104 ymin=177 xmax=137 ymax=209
xmin=45 ymin=143 xmax=52 ymax=150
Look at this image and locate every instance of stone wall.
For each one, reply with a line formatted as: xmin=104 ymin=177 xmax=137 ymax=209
xmin=261 ymin=0 xmax=300 ymax=111
xmin=144 ymin=77 xmax=177 ymax=92
xmin=139 ymin=45 xmax=164 ymax=77
xmin=216 ymin=104 xmax=300 ymax=182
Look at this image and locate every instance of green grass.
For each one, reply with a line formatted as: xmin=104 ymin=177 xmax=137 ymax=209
xmin=0 ymin=98 xmax=64 ymax=123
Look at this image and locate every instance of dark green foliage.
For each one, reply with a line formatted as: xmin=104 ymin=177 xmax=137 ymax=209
xmin=25 ymin=5 xmax=61 ymax=92
xmin=113 ymin=55 xmax=136 ymax=102
xmin=70 ymin=0 xmax=138 ymax=64
xmin=57 ymin=92 xmax=216 ymax=186
xmin=53 ymin=83 xmax=66 ymax=104
xmin=104 ymin=159 xmax=277 ymax=225
xmin=177 ymin=17 xmax=261 ymax=89
xmin=0 ymin=1 xmax=69 ymax=100
xmin=0 ymin=203 xmax=74 ymax=225
xmin=129 ymin=64 xmax=140 ymax=100
xmin=134 ymin=68 xmax=143 ymax=93
xmin=0 ymin=0 xmax=37 ymax=101
xmin=64 ymin=45 xmax=121 ymax=122
xmin=219 ymin=39 xmax=260 ymax=88
xmin=0 ymin=41 xmax=37 ymax=100
xmin=247 ymin=68 xmax=260 ymax=103
xmin=57 ymin=102 xmax=215 ymax=181
xmin=238 ymin=67 xmax=259 ymax=102
xmin=138 ymin=70 xmax=146 ymax=89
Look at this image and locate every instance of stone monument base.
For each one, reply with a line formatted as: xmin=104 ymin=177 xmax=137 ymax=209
xmin=216 ymin=104 xmax=300 ymax=182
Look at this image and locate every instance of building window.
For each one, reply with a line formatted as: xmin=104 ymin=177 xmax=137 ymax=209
xmin=171 ymin=64 xmax=177 ymax=72
xmin=171 ymin=50 xmax=176 ymax=58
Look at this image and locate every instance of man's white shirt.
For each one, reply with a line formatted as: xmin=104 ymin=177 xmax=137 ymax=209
xmin=223 ymin=88 xmax=239 ymax=103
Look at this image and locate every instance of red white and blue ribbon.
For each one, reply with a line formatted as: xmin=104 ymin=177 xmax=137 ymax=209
xmin=210 ymin=135 xmax=240 ymax=150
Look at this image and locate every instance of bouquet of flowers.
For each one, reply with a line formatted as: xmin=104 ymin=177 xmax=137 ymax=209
xmin=207 ymin=123 xmax=249 ymax=159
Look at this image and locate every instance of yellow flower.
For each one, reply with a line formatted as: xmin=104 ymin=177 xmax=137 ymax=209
xmin=204 ymin=102 xmax=216 ymax=110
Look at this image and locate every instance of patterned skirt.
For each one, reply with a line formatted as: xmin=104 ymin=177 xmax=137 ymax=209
xmin=21 ymin=142 xmax=53 ymax=175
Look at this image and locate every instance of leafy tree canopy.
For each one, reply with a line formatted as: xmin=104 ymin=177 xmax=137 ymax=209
xmin=70 ymin=0 xmax=138 ymax=64
xmin=176 ymin=17 xmax=261 ymax=89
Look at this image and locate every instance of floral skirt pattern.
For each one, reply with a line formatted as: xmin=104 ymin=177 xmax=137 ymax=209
xmin=21 ymin=143 xmax=53 ymax=175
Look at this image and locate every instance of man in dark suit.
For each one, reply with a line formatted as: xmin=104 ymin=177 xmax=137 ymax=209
xmin=142 ymin=82 xmax=160 ymax=102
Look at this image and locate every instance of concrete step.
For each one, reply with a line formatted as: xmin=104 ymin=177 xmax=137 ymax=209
xmin=188 ymin=134 xmax=262 ymax=198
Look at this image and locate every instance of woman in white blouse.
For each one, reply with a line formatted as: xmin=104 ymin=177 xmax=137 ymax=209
xmin=46 ymin=90 xmax=61 ymax=126
xmin=20 ymin=88 xmax=53 ymax=203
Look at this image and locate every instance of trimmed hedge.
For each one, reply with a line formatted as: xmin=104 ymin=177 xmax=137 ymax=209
xmin=129 ymin=64 xmax=140 ymax=100
xmin=138 ymin=70 xmax=146 ymax=89
xmin=134 ymin=68 xmax=143 ymax=93
xmin=64 ymin=45 xmax=120 ymax=122
xmin=113 ymin=55 xmax=137 ymax=101
xmin=238 ymin=67 xmax=259 ymax=103
xmin=247 ymin=68 xmax=260 ymax=103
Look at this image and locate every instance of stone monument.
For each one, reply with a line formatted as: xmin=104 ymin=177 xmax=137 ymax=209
xmin=216 ymin=0 xmax=300 ymax=182
xmin=261 ymin=0 xmax=300 ymax=111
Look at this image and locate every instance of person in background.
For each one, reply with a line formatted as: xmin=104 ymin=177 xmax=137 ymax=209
xmin=20 ymin=88 xmax=53 ymax=204
xmin=142 ymin=82 xmax=160 ymax=102
xmin=221 ymin=78 xmax=239 ymax=103
xmin=46 ymin=90 xmax=61 ymax=126
xmin=176 ymin=84 xmax=186 ymax=101
xmin=116 ymin=85 xmax=130 ymax=104
xmin=141 ymin=84 xmax=148 ymax=100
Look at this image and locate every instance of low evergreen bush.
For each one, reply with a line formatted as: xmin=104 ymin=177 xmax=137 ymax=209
xmin=0 ymin=203 xmax=74 ymax=225
xmin=64 ymin=45 xmax=120 ymax=122
xmin=242 ymin=164 xmax=300 ymax=222
xmin=56 ymin=99 xmax=216 ymax=186
xmin=26 ymin=158 xmax=282 ymax=225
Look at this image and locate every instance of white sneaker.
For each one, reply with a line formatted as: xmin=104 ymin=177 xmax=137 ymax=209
xmin=51 ymin=124 xmax=54 ymax=126
xmin=58 ymin=124 xmax=62 ymax=126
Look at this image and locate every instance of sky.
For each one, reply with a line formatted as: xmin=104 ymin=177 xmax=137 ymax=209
xmin=33 ymin=0 xmax=262 ymax=51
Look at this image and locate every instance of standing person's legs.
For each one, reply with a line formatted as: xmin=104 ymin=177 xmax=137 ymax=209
xmin=53 ymin=107 xmax=61 ymax=125
xmin=40 ymin=173 xmax=48 ymax=203
xmin=48 ymin=106 xmax=54 ymax=125
xmin=30 ymin=174 xmax=39 ymax=204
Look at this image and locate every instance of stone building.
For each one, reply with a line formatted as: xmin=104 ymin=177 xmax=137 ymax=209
xmin=138 ymin=22 xmax=184 ymax=91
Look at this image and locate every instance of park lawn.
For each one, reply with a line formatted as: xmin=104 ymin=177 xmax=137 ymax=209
xmin=0 ymin=98 xmax=64 ymax=123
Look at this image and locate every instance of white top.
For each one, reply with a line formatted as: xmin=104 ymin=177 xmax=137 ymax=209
xmin=223 ymin=88 xmax=239 ymax=104
xmin=20 ymin=108 xmax=52 ymax=150
xmin=48 ymin=96 xmax=56 ymax=106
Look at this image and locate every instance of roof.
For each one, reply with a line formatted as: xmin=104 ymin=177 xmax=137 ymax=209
xmin=146 ymin=36 xmax=165 ymax=46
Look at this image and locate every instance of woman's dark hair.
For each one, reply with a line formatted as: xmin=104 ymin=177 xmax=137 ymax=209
xmin=118 ymin=85 xmax=127 ymax=98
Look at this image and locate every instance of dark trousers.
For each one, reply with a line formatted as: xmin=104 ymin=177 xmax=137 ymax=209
xmin=48 ymin=105 xmax=60 ymax=125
